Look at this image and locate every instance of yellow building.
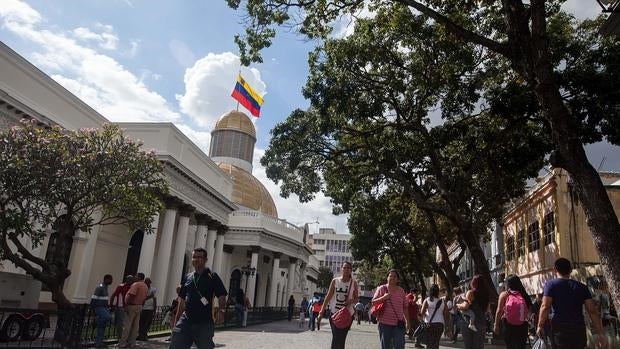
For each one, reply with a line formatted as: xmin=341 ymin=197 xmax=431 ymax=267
xmin=502 ymin=168 xmax=620 ymax=295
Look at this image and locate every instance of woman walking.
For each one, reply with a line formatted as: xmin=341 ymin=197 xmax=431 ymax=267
xmin=457 ymin=275 xmax=490 ymax=349
xmin=319 ymin=261 xmax=359 ymax=349
xmin=372 ymin=269 xmax=411 ymax=349
xmin=419 ymin=284 xmax=450 ymax=349
xmin=493 ymin=275 xmax=532 ymax=349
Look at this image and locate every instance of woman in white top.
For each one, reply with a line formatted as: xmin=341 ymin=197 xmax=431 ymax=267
xmin=319 ymin=261 xmax=359 ymax=349
xmin=419 ymin=284 xmax=451 ymax=349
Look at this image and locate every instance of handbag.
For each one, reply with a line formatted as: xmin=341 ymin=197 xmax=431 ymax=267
xmin=532 ymin=337 xmax=547 ymax=349
xmin=330 ymin=279 xmax=354 ymax=329
xmin=413 ymin=298 xmax=443 ymax=344
xmin=370 ymin=285 xmax=387 ymax=319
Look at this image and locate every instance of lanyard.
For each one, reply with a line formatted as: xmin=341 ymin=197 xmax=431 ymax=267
xmin=193 ymin=272 xmax=204 ymax=299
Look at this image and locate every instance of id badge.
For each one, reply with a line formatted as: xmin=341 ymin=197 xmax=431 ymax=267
xmin=200 ymin=297 xmax=209 ymax=306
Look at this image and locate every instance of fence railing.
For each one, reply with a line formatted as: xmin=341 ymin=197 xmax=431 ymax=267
xmin=0 ymin=305 xmax=289 ymax=348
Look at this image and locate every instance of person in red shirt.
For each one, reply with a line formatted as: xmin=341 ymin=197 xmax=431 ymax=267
xmin=109 ymin=275 xmax=134 ymax=338
xmin=406 ymin=289 xmax=422 ymax=347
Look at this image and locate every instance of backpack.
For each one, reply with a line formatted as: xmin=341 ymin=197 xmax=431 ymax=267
xmin=312 ymin=301 xmax=321 ymax=313
xmin=504 ymin=290 xmax=528 ymax=325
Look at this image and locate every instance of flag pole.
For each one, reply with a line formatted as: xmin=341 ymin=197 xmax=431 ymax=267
xmin=236 ymin=70 xmax=241 ymax=111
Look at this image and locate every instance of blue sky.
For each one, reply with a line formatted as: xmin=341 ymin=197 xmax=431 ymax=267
xmin=0 ymin=0 xmax=617 ymax=235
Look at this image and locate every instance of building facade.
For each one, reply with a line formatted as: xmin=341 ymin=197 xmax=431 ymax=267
xmin=502 ymin=168 xmax=620 ymax=295
xmin=0 ymin=42 xmax=318 ymax=309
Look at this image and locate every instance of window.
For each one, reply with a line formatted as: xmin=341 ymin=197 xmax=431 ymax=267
xmin=543 ymin=211 xmax=555 ymax=245
xmin=528 ymin=221 xmax=540 ymax=252
xmin=506 ymin=236 xmax=515 ymax=261
xmin=517 ymin=229 xmax=525 ymax=257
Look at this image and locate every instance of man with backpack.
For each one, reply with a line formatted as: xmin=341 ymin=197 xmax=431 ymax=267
xmin=537 ymin=258 xmax=607 ymax=349
xmin=308 ymin=294 xmax=322 ymax=331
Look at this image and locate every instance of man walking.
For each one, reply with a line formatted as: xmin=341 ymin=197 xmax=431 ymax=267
xmin=138 ymin=277 xmax=156 ymax=341
xmin=537 ymin=257 xmax=607 ymax=349
xmin=406 ymin=288 xmax=422 ymax=347
xmin=119 ymin=272 xmax=148 ymax=348
xmin=354 ymin=301 xmax=365 ymax=325
xmin=91 ymin=274 xmax=113 ymax=348
xmin=109 ymin=275 xmax=134 ymax=339
xmin=449 ymin=287 xmax=463 ymax=344
xmin=170 ymin=247 xmax=227 ymax=349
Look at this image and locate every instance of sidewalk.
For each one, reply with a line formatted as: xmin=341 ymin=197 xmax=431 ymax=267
xmin=130 ymin=320 xmax=506 ymax=349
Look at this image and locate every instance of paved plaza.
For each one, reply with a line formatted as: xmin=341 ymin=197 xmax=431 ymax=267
xmin=130 ymin=320 xmax=505 ymax=349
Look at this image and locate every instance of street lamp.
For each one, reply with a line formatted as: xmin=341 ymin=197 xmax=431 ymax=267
xmin=596 ymin=0 xmax=620 ymax=12
xmin=241 ymin=265 xmax=256 ymax=293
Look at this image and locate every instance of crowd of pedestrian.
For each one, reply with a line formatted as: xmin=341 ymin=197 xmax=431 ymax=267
xmin=90 ymin=272 xmax=157 ymax=348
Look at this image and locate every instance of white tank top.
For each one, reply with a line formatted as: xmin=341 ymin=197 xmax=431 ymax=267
xmin=424 ymin=297 xmax=446 ymax=324
xmin=329 ymin=277 xmax=355 ymax=314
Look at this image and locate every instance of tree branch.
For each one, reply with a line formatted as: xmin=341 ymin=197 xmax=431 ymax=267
xmin=397 ymin=0 xmax=513 ymax=58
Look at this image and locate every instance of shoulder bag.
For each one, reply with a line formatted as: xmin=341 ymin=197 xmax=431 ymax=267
xmin=370 ymin=285 xmax=387 ymax=321
xmin=330 ymin=279 xmax=354 ymax=329
xmin=413 ymin=298 xmax=443 ymax=345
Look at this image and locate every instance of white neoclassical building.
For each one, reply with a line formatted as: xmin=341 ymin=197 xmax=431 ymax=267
xmin=0 ymin=41 xmax=319 ymax=310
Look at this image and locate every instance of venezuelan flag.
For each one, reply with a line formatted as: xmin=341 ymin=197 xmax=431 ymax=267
xmin=231 ymin=74 xmax=264 ymax=117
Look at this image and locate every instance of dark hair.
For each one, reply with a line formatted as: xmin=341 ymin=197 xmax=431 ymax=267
xmin=193 ymin=247 xmax=208 ymax=258
xmin=343 ymin=261 xmax=352 ymax=268
xmin=505 ymin=274 xmax=532 ymax=308
xmin=453 ymin=287 xmax=461 ymax=294
xmin=136 ymin=272 xmax=145 ymax=280
xmin=470 ymin=275 xmax=490 ymax=310
xmin=555 ymin=257 xmax=572 ymax=276
xmin=103 ymin=274 xmax=112 ymax=281
xmin=410 ymin=288 xmax=419 ymax=294
xmin=387 ymin=269 xmax=399 ymax=279
xmin=429 ymin=284 xmax=440 ymax=300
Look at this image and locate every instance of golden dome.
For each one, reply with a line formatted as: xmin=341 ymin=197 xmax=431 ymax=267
xmin=218 ymin=162 xmax=278 ymax=218
xmin=214 ymin=110 xmax=256 ymax=139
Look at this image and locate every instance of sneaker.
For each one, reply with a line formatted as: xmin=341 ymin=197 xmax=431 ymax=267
xmin=468 ymin=323 xmax=478 ymax=332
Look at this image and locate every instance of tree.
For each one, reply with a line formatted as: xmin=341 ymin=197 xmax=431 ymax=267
xmin=317 ymin=266 xmax=334 ymax=291
xmin=228 ymin=0 xmax=620 ymax=310
xmin=0 ymin=121 xmax=167 ymax=309
xmin=258 ymin=6 xmax=550 ymax=299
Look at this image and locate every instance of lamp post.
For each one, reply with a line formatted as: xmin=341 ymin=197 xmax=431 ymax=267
xmin=596 ymin=0 xmax=620 ymax=12
xmin=241 ymin=265 xmax=256 ymax=293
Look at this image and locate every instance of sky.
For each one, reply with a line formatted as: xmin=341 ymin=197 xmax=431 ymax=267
xmin=0 ymin=0 xmax=617 ymax=235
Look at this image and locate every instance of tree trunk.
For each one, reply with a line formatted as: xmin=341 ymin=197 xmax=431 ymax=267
xmin=514 ymin=0 xmax=620 ymax=312
xmin=460 ymin=224 xmax=499 ymax=302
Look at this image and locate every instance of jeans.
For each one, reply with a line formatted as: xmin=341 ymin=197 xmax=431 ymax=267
xmin=288 ymin=306 xmax=294 ymax=321
xmin=550 ymin=325 xmax=586 ymax=349
xmin=138 ymin=309 xmax=154 ymax=340
xmin=451 ymin=313 xmax=461 ymax=341
xmin=503 ymin=320 xmax=528 ymax=349
xmin=114 ymin=307 xmax=125 ymax=339
xmin=170 ymin=315 xmax=216 ymax=349
xmin=461 ymin=318 xmax=485 ymax=349
xmin=310 ymin=311 xmax=320 ymax=330
xmin=235 ymin=304 xmax=244 ymax=326
xmin=378 ymin=322 xmax=406 ymax=349
xmin=94 ymin=306 xmax=112 ymax=346
xmin=329 ymin=316 xmax=351 ymax=349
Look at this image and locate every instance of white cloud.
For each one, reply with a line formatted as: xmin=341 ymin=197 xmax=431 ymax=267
xmin=177 ymin=52 xmax=266 ymax=129
xmin=0 ymin=0 xmax=179 ymax=123
xmin=72 ymin=25 xmax=119 ymax=50
xmin=252 ymin=148 xmax=349 ymax=233
xmin=331 ymin=2 xmax=375 ymax=39
xmin=169 ymin=39 xmax=196 ymax=67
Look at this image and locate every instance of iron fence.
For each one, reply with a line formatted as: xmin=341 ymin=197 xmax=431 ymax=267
xmin=0 ymin=304 xmax=289 ymax=348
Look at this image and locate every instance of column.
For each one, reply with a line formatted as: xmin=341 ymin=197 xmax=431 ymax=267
xmin=71 ymin=219 xmax=103 ymax=303
xmin=287 ymin=257 xmax=297 ymax=301
xmin=245 ymin=246 xmax=260 ymax=306
xmin=152 ymin=197 xmax=181 ymax=304
xmin=205 ymin=221 xmax=219 ymax=270
xmin=167 ymin=204 xmax=195 ymax=303
xmin=212 ymin=226 xmax=227 ymax=276
xmin=138 ymin=212 xmax=161 ymax=277
xmin=194 ymin=214 xmax=210 ymax=249
xmin=268 ymin=252 xmax=282 ymax=306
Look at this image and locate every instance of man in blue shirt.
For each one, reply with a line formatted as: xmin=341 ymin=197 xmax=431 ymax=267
xmin=170 ymin=247 xmax=227 ymax=349
xmin=537 ymin=258 xmax=607 ymax=349
xmin=90 ymin=274 xmax=113 ymax=348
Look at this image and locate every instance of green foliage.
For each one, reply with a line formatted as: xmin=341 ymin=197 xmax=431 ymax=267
xmin=354 ymin=259 xmax=393 ymax=290
xmin=0 ymin=120 xmax=167 ymax=303
xmin=317 ymin=265 xmax=334 ymax=290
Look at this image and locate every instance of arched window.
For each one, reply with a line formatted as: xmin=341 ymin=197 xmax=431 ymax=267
xmin=229 ymin=269 xmax=241 ymax=304
xmin=123 ymin=230 xmax=144 ymax=278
